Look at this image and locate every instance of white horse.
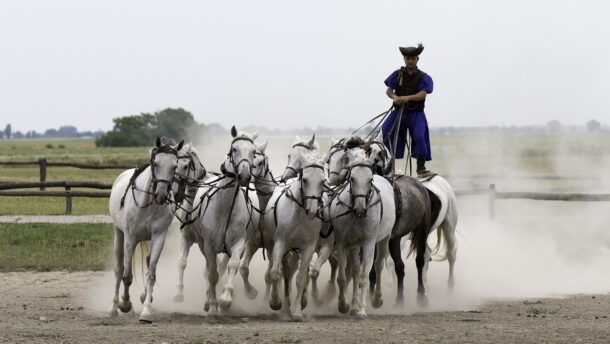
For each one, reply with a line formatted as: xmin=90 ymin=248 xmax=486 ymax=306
xmin=108 ymin=137 xmax=184 ymax=323
xmin=171 ymin=143 xmax=209 ymax=303
xmin=328 ymin=147 xmax=395 ymax=318
xmin=266 ymin=153 xmax=328 ymax=320
xmin=190 ymin=126 xmax=259 ymax=317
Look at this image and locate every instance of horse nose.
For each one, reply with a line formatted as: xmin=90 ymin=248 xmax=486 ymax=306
xmin=354 ymin=209 xmax=366 ymax=218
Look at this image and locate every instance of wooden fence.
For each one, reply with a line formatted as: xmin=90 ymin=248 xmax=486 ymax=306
xmin=0 ymin=158 xmax=136 ymax=190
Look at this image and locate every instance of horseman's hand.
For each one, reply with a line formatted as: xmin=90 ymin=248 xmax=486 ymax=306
xmin=393 ymin=96 xmax=408 ymax=106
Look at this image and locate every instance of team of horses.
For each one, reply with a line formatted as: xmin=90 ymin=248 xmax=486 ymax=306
xmin=107 ymin=126 xmax=458 ymax=322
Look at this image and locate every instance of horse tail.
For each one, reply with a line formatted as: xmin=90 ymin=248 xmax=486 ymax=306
xmin=406 ymin=196 xmax=432 ymax=262
xmin=131 ymin=241 xmax=151 ymax=285
xmin=430 ymin=226 xmax=448 ymax=262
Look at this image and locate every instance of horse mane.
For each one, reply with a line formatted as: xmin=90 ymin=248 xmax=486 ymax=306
xmin=343 ymin=136 xmax=366 ymax=150
xmin=347 ymin=147 xmax=370 ymax=167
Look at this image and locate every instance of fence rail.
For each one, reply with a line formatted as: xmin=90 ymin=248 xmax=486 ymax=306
xmin=0 ymin=158 xmax=138 ymax=191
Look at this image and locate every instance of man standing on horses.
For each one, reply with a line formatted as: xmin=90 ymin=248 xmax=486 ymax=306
xmin=381 ymin=43 xmax=434 ymax=177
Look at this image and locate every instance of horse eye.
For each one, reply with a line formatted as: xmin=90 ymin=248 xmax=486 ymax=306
xmin=182 ymin=165 xmax=187 ymax=170
xmin=303 ymin=178 xmax=308 ymax=184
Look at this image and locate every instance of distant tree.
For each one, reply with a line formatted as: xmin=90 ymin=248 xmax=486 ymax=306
xmin=546 ymin=120 xmax=562 ymax=134
xmin=57 ymin=125 xmax=79 ymax=137
xmin=586 ymin=119 xmax=601 ymax=132
xmin=13 ymin=131 xmax=24 ymax=139
xmin=4 ymin=124 xmax=11 ymax=139
xmin=155 ymin=108 xmax=197 ymax=140
xmin=0 ymin=131 xmax=4 ymax=139
xmin=44 ymin=128 xmax=58 ymax=137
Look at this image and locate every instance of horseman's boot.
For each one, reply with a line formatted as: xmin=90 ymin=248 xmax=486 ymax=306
xmin=416 ymin=157 xmax=431 ymax=177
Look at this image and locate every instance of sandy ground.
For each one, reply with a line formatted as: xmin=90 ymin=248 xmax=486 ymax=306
xmin=0 ymin=271 xmax=609 ymax=344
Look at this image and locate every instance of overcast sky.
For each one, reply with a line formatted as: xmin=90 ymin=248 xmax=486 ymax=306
xmin=1 ymin=0 xmax=609 ymax=132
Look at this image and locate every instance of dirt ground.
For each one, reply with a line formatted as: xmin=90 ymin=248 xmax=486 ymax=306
xmin=0 ymin=271 xmax=609 ymax=344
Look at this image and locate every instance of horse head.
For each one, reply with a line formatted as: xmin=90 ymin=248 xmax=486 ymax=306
xmin=299 ymin=152 xmax=328 ymax=220
xmin=227 ymin=125 xmax=257 ymax=187
xmin=281 ymin=133 xmax=318 ymax=182
xmin=347 ymin=147 xmax=375 ymax=218
xmin=150 ymin=136 xmax=183 ymax=204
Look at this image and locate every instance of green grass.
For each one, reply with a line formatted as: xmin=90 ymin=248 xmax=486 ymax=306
xmin=0 ymin=223 xmax=113 ymax=271
xmin=0 ymin=196 xmax=109 ymax=215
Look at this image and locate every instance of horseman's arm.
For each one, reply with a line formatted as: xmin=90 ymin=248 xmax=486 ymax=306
xmin=395 ymin=91 xmax=427 ymax=105
xmin=386 ymin=87 xmax=398 ymax=100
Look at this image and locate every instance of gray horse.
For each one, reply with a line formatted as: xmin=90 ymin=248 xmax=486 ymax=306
xmin=266 ymin=153 xmax=328 ymax=320
xmin=108 ymin=137 xmax=184 ymax=323
xmin=328 ymin=147 xmax=395 ymax=318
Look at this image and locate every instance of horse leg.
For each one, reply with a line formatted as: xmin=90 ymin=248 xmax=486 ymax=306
xmin=139 ymin=231 xmax=168 ymax=323
xmin=139 ymin=252 xmax=151 ymax=305
xmin=415 ymin=236 xmax=429 ymax=308
xmin=443 ymin=221 xmax=458 ymax=289
xmin=372 ymin=237 xmax=390 ymax=309
xmin=204 ymin=244 xmax=219 ymax=318
xmin=368 ymin=246 xmax=378 ymax=297
xmin=293 ymin=246 xmax=315 ymax=321
xmin=174 ymin=228 xmax=195 ymax=302
xmin=239 ymin=239 xmax=259 ymax=300
xmin=280 ymin=253 xmax=297 ymax=321
xmin=109 ymin=227 xmax=124 ymax=317
xmin=356 ymin=241 xmax=376 ymax=319
xmin=325 ymin=251 xmax=339 ymax=302
xmin=310 ymin=237 xmax=332 ymax=305
xmin=349 ymin=248 xmax=362 ymax=316
xmin=219 ymin=239 xmax=246 ymax=312
xmin=264 ymin=248 xmax=273 ymax=300
xmin=336 ymin=246 xmax=350 ymax=314
xmin=269 ymin=241 xmax=285 ymax=311
xmin=118 ymin=237 xmax=137 ymax=314
xmin=389 ymin=237 xmax=405 ymax=306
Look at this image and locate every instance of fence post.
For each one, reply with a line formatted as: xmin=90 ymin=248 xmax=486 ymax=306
xmin=65 ymin=182 xmax=72 ymax=215
xmin=39 ymin=158 xmax=47 ymax=191
xmin=488 ymin=183 xmax=496 ymax=220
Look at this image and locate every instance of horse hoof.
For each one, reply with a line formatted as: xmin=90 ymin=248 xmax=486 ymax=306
xmin=219 ymin=298 xmax=232 ymax=311
xmin=338 ymin=302 xmax=350 ymax=314
xmin=118 ymin=301 xmax=132 ymax=313
xmin=138 ymin=310 xmax=153 ymax=323
xmin=301 ymin=294 xmax=308 ymax=310
xmin=448 ymin=278 xmax=456 ymax=289
xmin=245 ymin=287 xmax=258 ymax=300
xmin=108 ymin=308 xmax=118 ymax=318
xmin=417 ymin=294 xmax=429 ymax=308
xmin=269 ymin=298 xmax=282 ymax=311
xmin=292 ymin=313 xmax=304 ymax=322
xmin=372 ymin=296 xmax=383 ymax=309
xmin=173 ymin=294 xmax=184 ymax=303
xmin=355 ymin=311 xmax=367 ymax=320
xmin=204 ymin=302 xmax=210 ymax=312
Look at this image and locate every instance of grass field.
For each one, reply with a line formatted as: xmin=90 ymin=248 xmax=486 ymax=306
xmin=0 ymin=223 xmax=113 ymax=271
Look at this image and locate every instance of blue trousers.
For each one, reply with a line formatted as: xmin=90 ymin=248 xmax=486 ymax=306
xmin=381 ymin=109 xmax=432 ymax=160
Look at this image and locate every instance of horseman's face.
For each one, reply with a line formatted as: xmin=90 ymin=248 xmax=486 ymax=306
xmin=404 ymin=56 xmax=419 ymax=69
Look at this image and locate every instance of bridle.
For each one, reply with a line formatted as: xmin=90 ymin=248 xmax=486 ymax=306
xmin=173 ymin=150 xmax=207 ymax=204
xmin=283 ymin=142 xmax=315 ymax=180
xmin=326 ymin=139 xmax=349 ymax=180
xmin=347 ymin=163 xmax=378 ymax=210
xmin=297 ymin=164 xmax=326 ymax=208
xmin=222 ymin=136 xmax=255 ymax=179
xmin=149 ymin=145 xmax=179 ymax=195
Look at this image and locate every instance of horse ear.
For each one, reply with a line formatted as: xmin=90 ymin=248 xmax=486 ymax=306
xmin=259 ymin=140 xmax=268 ymax=152
xmin=155 ymin=136 xmax=161 ymax=148
xmin=307 ymin=133 xmax=316 ymax=148
xmin=231 ymin=126 xmax=238 ymax=138
xmin=176 ymin=140 xmax=184 ymax=151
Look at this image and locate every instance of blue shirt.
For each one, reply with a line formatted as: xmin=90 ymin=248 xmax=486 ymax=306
xmin=384 ymin=69 xmax=434 ymax=94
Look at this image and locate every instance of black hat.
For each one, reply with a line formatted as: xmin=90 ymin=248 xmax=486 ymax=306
xmin=399 ymin=43 xmax=424 ymax=57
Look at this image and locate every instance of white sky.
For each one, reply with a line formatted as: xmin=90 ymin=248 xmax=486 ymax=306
xmin=1 ymin=0 xmax=609 ymax=132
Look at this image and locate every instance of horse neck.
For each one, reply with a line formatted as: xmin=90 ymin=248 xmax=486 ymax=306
xmin=134 ymin=166 xmax=155 ymax=204
xmin=254 ymin=170 xmax=275 ymax=210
